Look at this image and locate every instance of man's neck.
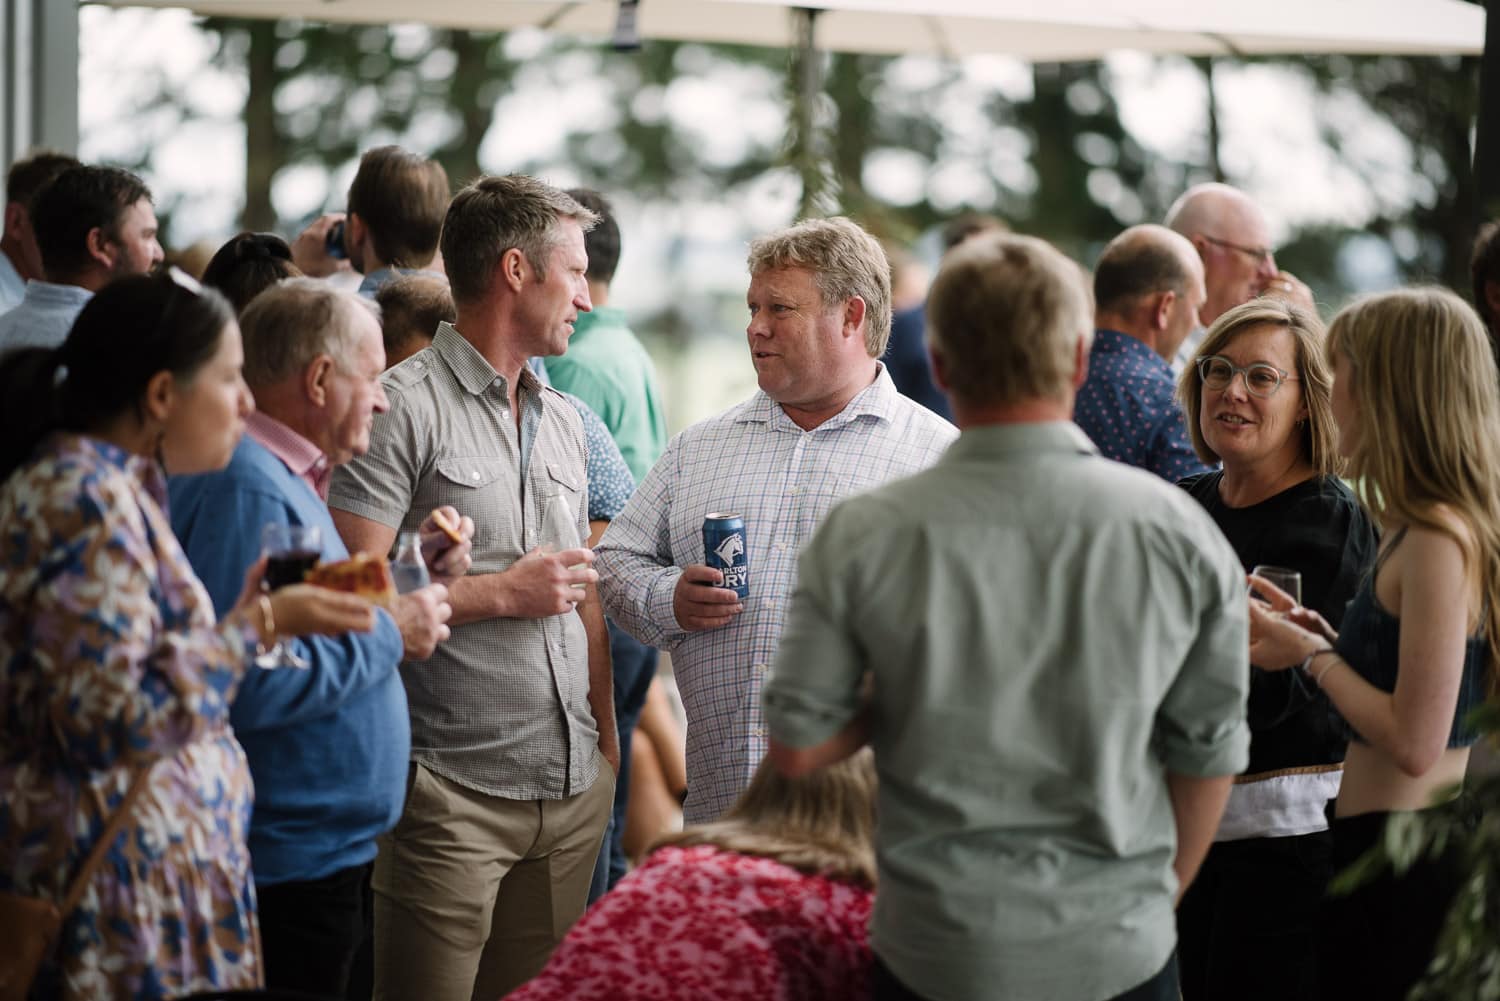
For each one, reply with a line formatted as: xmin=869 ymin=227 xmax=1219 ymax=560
xmin=952 ymin=397 xmax=1073 ymax=429
xmin=586 ymin=280 xmax=610 ymax=308
xmin=1094 ymin=311 xmax=1165 ymax=360
xmin=0 ymin=239 xmax=32 ymax=282
xmin=452 ymin=307 xmax=530 ymax=411
xmin=778 ymin=360 xmax=878 ymax=432
xmin=250 ymin=389 xmax=329 ymax=458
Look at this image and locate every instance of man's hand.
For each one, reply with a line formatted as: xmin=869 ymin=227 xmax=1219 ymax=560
xmin=499 ymin=547 xmax=597 ymax=618
xmin=393 ymin=583 xmax=452 ymax=660
xmin=673 ymin=564 xmax=744 ymax=631
xmin=291 ymin=212 xmax=352 ymax=279
xmin=419 ymin=506 xmax=474 ymax=588
xmin=1263 ymin=270 xmax=1316 ymax=315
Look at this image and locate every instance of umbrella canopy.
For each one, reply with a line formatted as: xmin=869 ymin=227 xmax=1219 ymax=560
xmin=88 ymin=0 xmax=1484 ymax=59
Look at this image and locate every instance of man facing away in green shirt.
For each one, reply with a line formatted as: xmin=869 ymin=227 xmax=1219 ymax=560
xmin=764 ymin=232 xmax=1250 ymax=1001
xmin=546 ymin=189 xmax=668 ymax=484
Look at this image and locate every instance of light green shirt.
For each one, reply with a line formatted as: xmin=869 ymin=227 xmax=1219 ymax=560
xmin=764 ymin=421 xmax=1249 ymax=1001
xmin=548 ymin=306 xmax=668 ymax=483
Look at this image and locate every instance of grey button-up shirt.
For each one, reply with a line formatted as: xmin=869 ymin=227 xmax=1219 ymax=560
xmin=766 ymin=421 xmax=1250 ymax=1001
xmin=328 ymin=322 xmax=600 ymax=801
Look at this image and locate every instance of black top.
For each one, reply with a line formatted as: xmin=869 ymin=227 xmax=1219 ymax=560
xmin=1335 ymin=526 xmax=1490 ymax=748
xmin=1180 ymin=471 xmax=1379 ymax=774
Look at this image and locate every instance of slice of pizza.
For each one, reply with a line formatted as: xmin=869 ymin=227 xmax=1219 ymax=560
xmin=305 ymin=553 xmax=397 ymax=607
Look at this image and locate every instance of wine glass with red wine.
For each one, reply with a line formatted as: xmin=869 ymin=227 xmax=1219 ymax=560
xmin=255 ymin=523 xmax=322 ymax=668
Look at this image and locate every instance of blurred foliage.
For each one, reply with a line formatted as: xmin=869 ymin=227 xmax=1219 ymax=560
xmin=147 ymin=18 xmax=1487 ymax=317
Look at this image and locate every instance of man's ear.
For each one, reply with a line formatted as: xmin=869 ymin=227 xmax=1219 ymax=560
xmin=142 ymin=369 xmax=176 ymax=424
xmin=1485 ymin=280 xmax=1500 ymax=327
xmin=843 ymin=296 xmax=868 ymax=341
xmin=1071 ymin=334 xmax=1090 ymax=391
xmin=304 ymin=355 xmax=335 ymax=407
xmin=85 ymin=225 xmax=114 ymax=270
xmin=929 ymin=345 xmax=950 ymax=391
xmin=501 ymin=247 xmax=528 ymax=293
xmin=1153 ymin=290 xmax=1177 ymax=332
xmin=2 ymin=202 xmax=23 ymax=240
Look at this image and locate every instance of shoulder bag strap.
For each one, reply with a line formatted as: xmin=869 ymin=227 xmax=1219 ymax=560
xmin=58 ymin=767 xmax=154 ymax=917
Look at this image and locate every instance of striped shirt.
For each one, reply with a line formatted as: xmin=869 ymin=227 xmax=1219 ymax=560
xmin=327 ymin=322 xmax=601 ymax=801
xmin=596 ymin=364 xmax=956 ymax=822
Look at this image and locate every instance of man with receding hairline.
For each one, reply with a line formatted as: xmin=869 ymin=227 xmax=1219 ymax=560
xmin=1075 ymin=224 xmax=1212 ymax=481
xmin=168 ymin=277 xmax=461 ymax=997
xmin=765 ymin=231 xmax=1249 ymax=1001
xmin=1165 ymin=183 xmax=1314 ymax=370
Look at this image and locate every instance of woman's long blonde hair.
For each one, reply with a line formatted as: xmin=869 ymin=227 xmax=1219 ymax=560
xmin=654 ymin=749 xmax=878 ymax=887
xmin=1326 ymin=286 xmax=1500 ymax=683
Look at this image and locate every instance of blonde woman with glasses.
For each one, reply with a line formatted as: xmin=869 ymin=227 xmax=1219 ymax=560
xmin=1172 ymin=299 xmax=1378 ymax=1001
xmin=1247 ymin=287 xmax=1498 ymax=1000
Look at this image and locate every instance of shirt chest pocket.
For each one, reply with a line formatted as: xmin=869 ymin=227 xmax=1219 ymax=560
xmin=536 ymin=462 xmax=586 ymax=549
xmin=435 ymin=457 xmax=516 ymax=557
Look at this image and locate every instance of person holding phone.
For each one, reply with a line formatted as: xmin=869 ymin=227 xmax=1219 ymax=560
xmin=1246 ymin=287 xmax=1498 ymax=1000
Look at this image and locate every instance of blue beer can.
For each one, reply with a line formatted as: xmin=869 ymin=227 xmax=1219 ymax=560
xmin=703 ymin=512 xmax=750 ymax=599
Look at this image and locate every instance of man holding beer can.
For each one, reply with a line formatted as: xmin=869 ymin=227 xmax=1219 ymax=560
xmin=596 ymin=216 xmax=956 ymax=824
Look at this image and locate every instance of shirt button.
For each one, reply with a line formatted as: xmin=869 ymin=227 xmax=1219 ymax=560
xmin=753 ymin=663 xmax=768 ymax=674
xmin=774 ymin=542 xmax=788 ymax=552
xmin=754 ymin=727 xmax=767 ymax=738
xmin=471 ymin=470 xmax=480 ymax=481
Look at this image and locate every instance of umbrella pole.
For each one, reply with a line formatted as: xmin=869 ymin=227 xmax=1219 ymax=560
xmin=791 ymin=6 xmax=837 ymax=218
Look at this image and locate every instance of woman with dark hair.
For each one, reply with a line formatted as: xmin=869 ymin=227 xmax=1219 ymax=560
xmin=506 ymin=751 xmax=877 ymax=1001
xmin=200 ymin=231 xmax=303 ymax=314
xmin=0 ymin=270 xmax=375 ymax=1000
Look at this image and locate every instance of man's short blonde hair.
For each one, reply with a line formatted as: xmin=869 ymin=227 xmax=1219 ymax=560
xmin=927 ymin=232 xmax=1093 ymax=409
xmin=747 ymin=216 xmax=892 ymax=357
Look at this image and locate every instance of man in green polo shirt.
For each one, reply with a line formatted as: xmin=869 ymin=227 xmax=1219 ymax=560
xmin=765 ymin=232 xmax=1250 ymax=1001
xmin=548 ymin=189 xmax=667 ymax=483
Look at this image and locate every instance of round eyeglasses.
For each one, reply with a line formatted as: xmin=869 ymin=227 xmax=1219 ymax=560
xmin=1197 ymin=355 xmax=1298 ymax=398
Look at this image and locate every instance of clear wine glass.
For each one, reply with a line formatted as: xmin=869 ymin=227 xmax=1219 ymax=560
xmin=255 ymin=523 xmax=321 ymax=669
xmin=1250 ymin=564 xmax=1302 ymax=607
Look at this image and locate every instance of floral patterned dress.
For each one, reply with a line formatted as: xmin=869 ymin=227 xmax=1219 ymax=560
xmin=0 ymin=434 xmax=262 ymax=999
xmin=505 ymin=844 xmax=875 ymax=1001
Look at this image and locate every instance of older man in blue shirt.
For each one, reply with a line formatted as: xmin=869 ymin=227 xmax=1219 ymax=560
xmin=1075 ymin=224 xmax=1212 ymax=482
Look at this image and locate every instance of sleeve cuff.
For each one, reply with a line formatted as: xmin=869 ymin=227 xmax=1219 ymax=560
xmin=1159 ymin=719 xmax=1251 ymax=778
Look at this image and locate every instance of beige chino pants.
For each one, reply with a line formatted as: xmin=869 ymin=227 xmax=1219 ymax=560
xmin=371 ymin=754 xmax=614 ymax=1001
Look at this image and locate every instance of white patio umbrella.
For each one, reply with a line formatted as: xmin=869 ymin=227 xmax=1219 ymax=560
xmin=89 ymin=0 xmax=1484 ymax=60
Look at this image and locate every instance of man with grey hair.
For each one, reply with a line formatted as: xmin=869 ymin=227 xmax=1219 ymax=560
xmin=328 ymin=174 xmax=618 ymax=1000
xmin=1165 ymin=182 xmax=1315 ymax=370
xmin=596 ymin=215 xmax=957 ymax=824
xmin=765 ymin=231 xmax=1249 ymax=1001
xmin=168 ymin=277 xmax=463 ymax=997
xmin=1075 ymin=224 xmax=1212 ymax=481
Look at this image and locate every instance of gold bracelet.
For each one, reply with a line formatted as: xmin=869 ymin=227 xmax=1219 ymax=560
xmin=256 ymin=593 xmax=276 ymax=646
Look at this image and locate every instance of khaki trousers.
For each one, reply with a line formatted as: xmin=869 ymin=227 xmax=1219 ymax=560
xmin=371 ymin=755 xmax=614 ymax=1001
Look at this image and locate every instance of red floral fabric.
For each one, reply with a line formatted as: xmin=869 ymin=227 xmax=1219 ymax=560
xmin=506 ymin=844 xmax=873 ymax=1001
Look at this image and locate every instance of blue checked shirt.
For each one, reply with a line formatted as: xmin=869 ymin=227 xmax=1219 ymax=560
xmin=596 ymin=364 xmax=957 ymax=822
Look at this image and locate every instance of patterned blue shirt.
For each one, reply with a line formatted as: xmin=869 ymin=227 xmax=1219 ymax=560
xmin=1074 ymin=328 xmax=1211 ymax=483
xmin=596 ymin=364 xmax=957 ymax=823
